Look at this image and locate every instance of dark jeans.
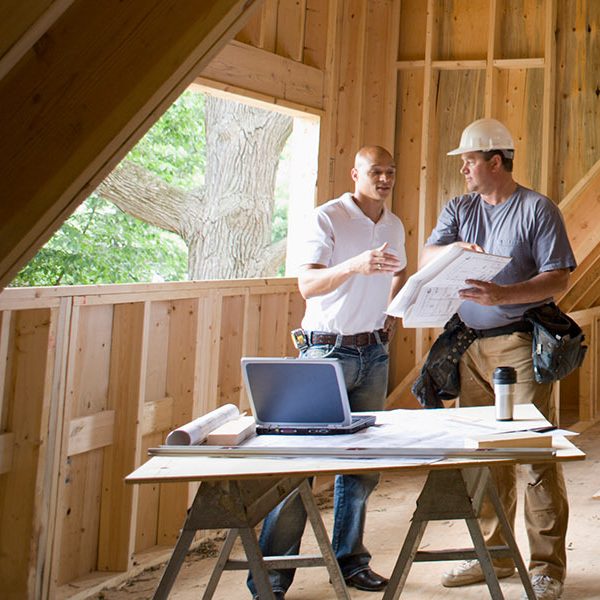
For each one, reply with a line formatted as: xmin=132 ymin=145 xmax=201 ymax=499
xmin=247 ymin=339 xmax=389 ymax=596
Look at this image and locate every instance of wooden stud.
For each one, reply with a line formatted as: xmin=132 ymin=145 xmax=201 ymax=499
xmin=541 ymin=0 xmax=557 ymax=196
xmin=276 ymin=0 xmax=307 ymax=62
xmin=97 ymin=302 xmax=149 ymax=572
xmin=0 ymin=310 xmax=12 ymax=428
xmin=0 ymin=432 xmax=14 ymax=475
xmin=0 ymin=309 xmax=53 ymax=598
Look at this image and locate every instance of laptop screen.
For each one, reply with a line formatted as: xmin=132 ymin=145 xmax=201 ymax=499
xmin=242 ymin=358 xmax=350 ymax=426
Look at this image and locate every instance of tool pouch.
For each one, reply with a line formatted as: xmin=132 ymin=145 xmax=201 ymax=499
xmin=523 ymin=303 xmax=587 ymax=383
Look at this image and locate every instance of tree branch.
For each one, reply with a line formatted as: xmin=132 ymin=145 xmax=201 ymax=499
xmin=95 ymin=161 xmax=205 ymax=237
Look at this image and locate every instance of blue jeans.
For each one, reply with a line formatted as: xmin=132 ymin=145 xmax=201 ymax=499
xmin=247 ymin=340 xmax=389 ymax=596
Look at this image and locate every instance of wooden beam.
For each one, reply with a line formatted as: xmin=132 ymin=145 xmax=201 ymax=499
xmin=142 ymin=396 xmax=175 ymax=437
xmin=97 ymin=302 xmax=149 ymax=572
xmin=559 ymin=156 xmax=600 ymax=263
xmin=559 ymin=244 xmax=600 ymax=312
xmin=67 ymin=410 xmax=115 ymax=457
xmin=0 ymin=432 xmax=15 ymax=475
xmin=540 ymin=0 xmax=557 ymax=196
xmin=197 ymin=40 xmax=324 ymax=110
xmin=0 ymin=0 xmax=262 ymax=290
xmin=0 ymin=0 xmax=74 ymax=80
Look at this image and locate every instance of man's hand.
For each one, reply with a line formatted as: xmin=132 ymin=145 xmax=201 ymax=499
xmin=459 ymin=279 xmax=505 ymax=305
xmin=458 ymin=269 xmax=570 ymax=307
xmin=350 ymin=242 xmax=404 ymax=275
xmin=455 ymin=241 xmax=485 ymax=253
xmin=298 ymin=242 xmax=405 ymax=299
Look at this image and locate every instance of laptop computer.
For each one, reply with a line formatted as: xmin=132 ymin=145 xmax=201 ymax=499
xmin=241 ymin=357 xmax=376 ymax=435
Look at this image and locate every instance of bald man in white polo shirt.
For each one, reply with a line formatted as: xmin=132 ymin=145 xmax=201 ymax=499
xmin=247 ymin=146 xmax=407 ymax=600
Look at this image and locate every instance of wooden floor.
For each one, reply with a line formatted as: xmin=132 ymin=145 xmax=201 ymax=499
xmin=93 ymin=422 xmax=600 ymax=600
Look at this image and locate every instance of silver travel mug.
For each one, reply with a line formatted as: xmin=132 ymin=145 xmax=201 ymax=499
xmin=493 ymin=366 xmax=517 ymax=421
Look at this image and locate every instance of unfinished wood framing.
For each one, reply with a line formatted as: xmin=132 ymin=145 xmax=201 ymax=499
xmin=0 ymin=280 xmax=304 ymax=598
xmin=2 ymin=1 xmax=600 ymax=597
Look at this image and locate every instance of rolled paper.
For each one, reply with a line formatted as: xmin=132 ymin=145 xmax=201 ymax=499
xmin=165 ymin=404 xmax=240 ymax=445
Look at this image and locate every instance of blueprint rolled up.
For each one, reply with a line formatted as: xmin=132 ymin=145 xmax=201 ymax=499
xmin=166 ymin=404 xmax=240 ymax=445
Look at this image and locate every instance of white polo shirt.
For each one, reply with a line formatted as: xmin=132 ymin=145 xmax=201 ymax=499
xmin=299 ymin=193 xmax=407 ymax=335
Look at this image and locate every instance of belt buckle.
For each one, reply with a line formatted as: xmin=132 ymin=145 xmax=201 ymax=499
xmin=356 ymin=332 xmax=369 ymax=346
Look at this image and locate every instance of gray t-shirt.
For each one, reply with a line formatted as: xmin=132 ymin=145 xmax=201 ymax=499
xmin=426 ymin=185 xmax=576 ymax=329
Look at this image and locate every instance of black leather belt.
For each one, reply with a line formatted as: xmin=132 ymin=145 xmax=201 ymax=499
xmin=471 ymin=320 xmax=532 ymax=339
xmin=309 ymin=329 xmax=389 ymax=347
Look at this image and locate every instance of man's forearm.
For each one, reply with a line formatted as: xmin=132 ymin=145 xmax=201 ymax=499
xmin=459 ymin=269 xmax=570 ymax=306
xmin=388 ymin=269 xmax=407 ymax=303
xmin=298 ymin=263 xmax=353 ymax=299
xmin=500 ymin=269 xmax=570 ymax=304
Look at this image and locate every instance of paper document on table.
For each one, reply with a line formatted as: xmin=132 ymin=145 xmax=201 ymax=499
xmin=386 ymin=245 xmax=510 ymax=328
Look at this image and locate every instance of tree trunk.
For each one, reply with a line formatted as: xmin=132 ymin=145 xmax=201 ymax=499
xmin=96 ymin=94 xmax=292 ymax=279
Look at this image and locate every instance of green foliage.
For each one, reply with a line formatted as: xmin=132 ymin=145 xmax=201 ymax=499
xmin=10 ymin=196 xmax=188 ymax=287
xmin=128 ymin=91 xmax=206 ymax=188
xmin=10 ymin=92 xmax=205 ymax=287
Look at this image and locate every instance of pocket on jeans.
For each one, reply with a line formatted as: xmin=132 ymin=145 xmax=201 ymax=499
xmin=301 ymin=344 xmax=336 ymax=359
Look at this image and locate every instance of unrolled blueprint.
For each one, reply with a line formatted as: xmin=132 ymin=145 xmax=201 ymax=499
xmin=386 ymin=245 xmax=510 ymax=327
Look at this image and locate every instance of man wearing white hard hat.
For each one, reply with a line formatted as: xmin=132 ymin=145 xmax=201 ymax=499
xmin=417 ymin=118 xmax=576 ymax=600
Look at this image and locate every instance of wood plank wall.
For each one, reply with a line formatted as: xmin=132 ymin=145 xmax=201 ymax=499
xmin=390 ymin=0 xmax=600 ymax=381
xmin=0 ymin=281 xmax=303 ymax=599
xmin=2 ymin=1 xmax=600 ymax=597
xmin=0 ymin=282 xmax=597 ymax=598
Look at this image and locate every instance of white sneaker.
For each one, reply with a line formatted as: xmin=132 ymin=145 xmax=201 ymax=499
xmin=521 ymin=574 xmax=563 ymax=599
xmin=441 ymin=559 xmax=515 ymax=587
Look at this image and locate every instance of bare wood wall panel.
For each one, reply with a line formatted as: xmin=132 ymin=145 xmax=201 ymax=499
xmin=218 ymin=295 xmax=246 ymax=408
xmin=257 ymin=293 xmax=290 ymax=356
xmin=330 ymin=0 xmax=367 ymax=196
xmin=360 ymin=0 xmax=396 ymax=149
xmin=498 ymin=0 xmax=545 ymax=58
xmin=157 ymin=298 xmax=200 ymax=545
xmin=0 ymin=310 xmax=53 ymax=599
xmin=98 ymin=303 xmax=148 ymax=572
xmin=304 ymin=0 xmax=330 ymax=69
xmin=396 ymin=0 xmax=426 ymax=60
xmin=554 ymin=1 xmax=600 ymax=201
xmin=491 ymin=67 xmax=544 ymax=192
xmin=276 ymin=0 xmax=307 ymax=61
xmin=434 ymin=70 xmax=486 ymax=215
xmin=391 ymin=68 xmax=423 ymax=386
xmin=436 ymin=0 xmax=489 ymax=60
xmin=54 ymin=304 xmax=113 ymax=588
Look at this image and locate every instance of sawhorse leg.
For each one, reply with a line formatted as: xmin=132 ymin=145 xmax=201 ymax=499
xmin=383 ymin=467 xmax=535 ymax=600
xmin=152 ymin=477 xmax=349 ymax=600
xmin=204 ymin=480 xmax=349 ymax=600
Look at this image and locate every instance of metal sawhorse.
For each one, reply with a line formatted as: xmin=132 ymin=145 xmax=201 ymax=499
xmin=151 ymin=476 xmax=350 ymax=600
xmin=383 ymin=466 xmax=536 ymax=600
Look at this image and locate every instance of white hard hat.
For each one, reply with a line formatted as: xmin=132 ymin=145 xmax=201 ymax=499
xmin=447 ymin=118 xmax=514 ymax=158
